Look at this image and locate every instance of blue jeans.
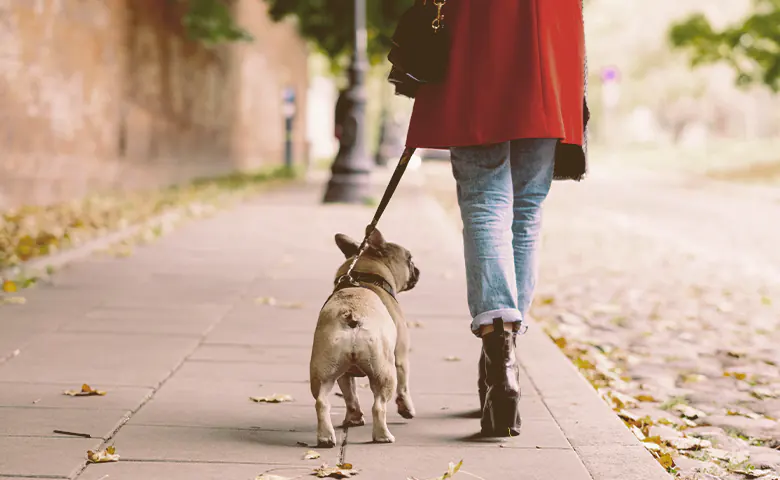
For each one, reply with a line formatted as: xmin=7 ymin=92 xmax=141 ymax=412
xmin=450 ymin=139 xmax=557 ymax=335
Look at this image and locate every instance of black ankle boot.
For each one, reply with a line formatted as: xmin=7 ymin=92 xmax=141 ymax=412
xmin=480 ymin=318 xmax=522 ymax=437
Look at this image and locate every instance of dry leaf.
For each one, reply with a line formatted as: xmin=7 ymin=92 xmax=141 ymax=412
xmin=723 ymin=371 xmax=747 ymax=381
xmin=304 ymin=450 xmax=321 ymax=460
xmin=0 ymin=296 xmax=26 ymax=305
xmin=636 ymin=394 xmax=658 ymax=403
xmin=438 ymin=460 xmax=463 ymax=480
xmin=553 ymin=337 xmax=568 ymax=349
xmin=250 ymin=394 xmax=294 ymax=403
xmin=2 ymin=280 xmax=17 ymax=292
xmin=64 ymin=384 xmax=106 ymax=397
xmin=87 ymin=446 xmax=120 ymax=463
xmin=256 ymin=297 xmax=278 ymax=306
xmin=337 ymin=464 xmax=353 ymax=469
xmin=657 ymin=453 xmax=675 ymax=470
xmin=313 ymin=463 xmax=359 ymax=478
xmin=444 ymin=356 xmax=461 ymax=362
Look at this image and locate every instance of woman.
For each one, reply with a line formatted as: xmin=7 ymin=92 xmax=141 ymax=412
xmin=405 ymin=0 xmax=589 ymax=436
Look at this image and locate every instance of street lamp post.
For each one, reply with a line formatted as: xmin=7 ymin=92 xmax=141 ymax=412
xmin=323 ymin=0 xmax=372 ymax=204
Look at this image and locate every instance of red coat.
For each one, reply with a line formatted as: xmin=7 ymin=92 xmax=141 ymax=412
xmin=406 ymin=0 xmax=587 ymax=177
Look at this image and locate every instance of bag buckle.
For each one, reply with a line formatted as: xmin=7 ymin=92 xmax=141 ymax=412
xmin=432 ymin=0 xmax=446 ymax=32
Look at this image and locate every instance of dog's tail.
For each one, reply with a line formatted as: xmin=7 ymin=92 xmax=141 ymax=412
xmin=342 ymin=309 xmax=363 ymax=329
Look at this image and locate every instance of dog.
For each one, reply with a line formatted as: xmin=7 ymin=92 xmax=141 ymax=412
xmin=309 ymin=229 xmax=420 ymax=447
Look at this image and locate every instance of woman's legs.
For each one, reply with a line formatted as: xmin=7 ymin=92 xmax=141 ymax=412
xmin=450 ymin=142 xmax=522 ymax=336
xmin=450 ymin=138 xmax=557 ymax=436
xmin=510 ymin=138 xmax=557 ymax=317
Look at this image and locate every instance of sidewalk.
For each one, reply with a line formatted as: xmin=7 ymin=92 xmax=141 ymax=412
xmin=0 ymin=172 xmax=669 ymax=480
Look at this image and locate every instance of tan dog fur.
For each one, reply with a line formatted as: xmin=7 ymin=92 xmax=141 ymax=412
xmin=309 ymin=229 xmax=419 ymax=447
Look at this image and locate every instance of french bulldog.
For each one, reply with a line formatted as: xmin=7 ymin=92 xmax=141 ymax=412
xmin=310 ymin=229 xmax=420 ymax=447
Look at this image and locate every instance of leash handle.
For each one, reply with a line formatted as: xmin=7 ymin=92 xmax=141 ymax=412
xmin=344 ymin=147 xmax=417 ymax=281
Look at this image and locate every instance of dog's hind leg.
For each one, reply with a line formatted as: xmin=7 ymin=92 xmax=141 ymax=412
xmin=394 ymin=322 xmax=416 ymax=419
xmin=311 ymin=376 xmax=337 ymax=448
xmin=367 ymin=368 xmax=397 ymax=444
xmin=338 ymin=375 xmax=365 ymax=427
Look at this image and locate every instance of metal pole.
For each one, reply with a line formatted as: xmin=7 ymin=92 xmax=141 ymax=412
xmin=323 ymin=0 xmax=372 ymax=203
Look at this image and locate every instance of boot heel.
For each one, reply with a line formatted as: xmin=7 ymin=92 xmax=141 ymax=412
xmin=481 ymin=389 xmax=522 ymax=436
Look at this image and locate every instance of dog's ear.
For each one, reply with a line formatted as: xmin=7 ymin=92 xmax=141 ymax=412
xmin=367 ymin=229 xmax=387 ymax=248
xmin=335 ymin=233 xmax=360 ymax=258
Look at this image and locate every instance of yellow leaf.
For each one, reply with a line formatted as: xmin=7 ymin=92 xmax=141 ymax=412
xmin=553 ymin=337 xmax=568 ymax=349
xmin=86 ymin=447 xmax=120 ymax=463
xmin=2 ymin=280 xmax=17 ymax=293
xmin=657 ymin=453 xmax=675 ymax=470
xmin=337 ymin=463 xmax=353 ymax=469
xmin=636 ymin=395 xmax=658 ymax=403
xmin=250 ymin=394 xmax=293 ymax=403
xmin=723 ymin=371 xmax=747 ymax=380
xmin=63 ymin=384 xmax=106 ymax=396
xmin=444 ymin=356 xmax=461 ymax=362
xmin=304 ymin=450 xmax=321 ymax=460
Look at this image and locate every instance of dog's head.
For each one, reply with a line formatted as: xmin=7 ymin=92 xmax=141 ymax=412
xmin=334 ymin=229 xmax=420 ymax=293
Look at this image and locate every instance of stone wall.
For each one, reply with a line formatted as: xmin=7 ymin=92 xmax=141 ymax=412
xmin=0 ymin=0 xmax=308 ymax=209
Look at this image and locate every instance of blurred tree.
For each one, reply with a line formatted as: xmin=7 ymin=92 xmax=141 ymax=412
xmin=669 ymin=0 xmax=780 ymax=91
xmin=181 ymin=0 xmax=253 ymax=44
xmin=265 ymin=0 xmax=414 ymax=68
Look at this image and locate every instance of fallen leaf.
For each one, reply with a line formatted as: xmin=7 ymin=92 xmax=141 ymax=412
xmin=444 ymin=356 xmax=461 ymax=362
xmin=751 ymin=387 xmax=780 ymax=399
xmin=439 ymin=460 xmax=463 ymax=480
xmin=250 ymin=394 xmax=294 ymax=403
xmin=337 ymin=463 xmax=353 ymax=469
xmin=87 ymin=446 xmax=120 ymax=463
xmin=636 ymin=394 xmax=658 ymax=403
xmin=553 ymin=337 xmax=568 ymax=349
xmin=64 ymin=384 xmax=106 ymax=397
xmin=2 ymin=280 xmax=17 ymax=292
xmin=724 ymin=371 xmax=748 ymax=381
xmin=256 ymin=475 xmax=292 ymax=480
xmin=0 ymin=296 xmax=26 ymax=305
xmin=304 ymin=450 xmax=321 ymax=460
xmin=657 ymin=453 xmax=675 ymax=470
xmin=313 ymin=463 xmax=359 ymax=478
xmin=255 ymin=297 xmax=278 ymax=306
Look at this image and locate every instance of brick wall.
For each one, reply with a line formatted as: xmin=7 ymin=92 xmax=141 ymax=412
xmin=0 ymin=0 xmax=308 ymax=209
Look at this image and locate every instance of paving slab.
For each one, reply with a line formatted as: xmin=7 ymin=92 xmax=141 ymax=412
xmin=0 ymin=436 xmax=99 ymax=478
xmin=0 ymin=332 xmax=200 ymax=386
xmin=0 ymin=406 xmax=126 ymax=438
xmin=0 ymin=382 xmax=152 ymax=410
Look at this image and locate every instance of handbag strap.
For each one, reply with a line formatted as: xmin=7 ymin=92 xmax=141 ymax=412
xmin=424 ymin=0 xmax=447 ymax=32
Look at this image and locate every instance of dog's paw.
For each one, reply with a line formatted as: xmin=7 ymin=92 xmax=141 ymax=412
xmin=342 ymin=414 xmax=366 ymax=427
xmin=372 ymin=431 xmax=396 ymax=444
xmin=316 ymin=437 xmax=336 ymax=448
xmin=396 ymin=397 xmax=416 ymax=419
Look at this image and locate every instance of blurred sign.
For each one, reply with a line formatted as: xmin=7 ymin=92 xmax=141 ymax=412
xmin=282 ymin=87 xmax=296 ymax=118
xmin=600 ymin=67 xmax=621 ymax=109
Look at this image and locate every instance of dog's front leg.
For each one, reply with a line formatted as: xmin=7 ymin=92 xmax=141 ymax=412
xmin=394 ymin=322 xmax=416 ymax=419
xmin=311 ymin=378 xmax=337 ymax=448
xmin=338 ymin=375 xmax=366 ymax=427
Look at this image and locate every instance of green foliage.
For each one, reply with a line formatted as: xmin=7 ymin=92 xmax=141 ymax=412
xmin=669 ymin=0 xmax=780 ymax=91
xmin=181 ymin=0 xmax=253 ymax=45
xmin=265 ymin=0 xmax=414 ymax=67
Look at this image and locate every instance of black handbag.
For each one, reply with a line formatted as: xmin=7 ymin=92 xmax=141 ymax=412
xmin=387 ymin=0 xmax=450 ymax=99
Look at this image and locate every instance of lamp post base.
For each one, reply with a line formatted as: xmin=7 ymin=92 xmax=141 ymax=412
xmin=323 ymin=171 xmax=371 ymax=204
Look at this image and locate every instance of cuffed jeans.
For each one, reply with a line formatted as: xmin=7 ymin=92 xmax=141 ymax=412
xmin=450 ymin=139 xmax=557 ymax=335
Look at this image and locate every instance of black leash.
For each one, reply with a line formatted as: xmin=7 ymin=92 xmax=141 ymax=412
xmin=342 ymin=147 xmax=416 ymax=284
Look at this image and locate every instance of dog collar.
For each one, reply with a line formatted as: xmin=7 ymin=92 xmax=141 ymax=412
xmin=333 ymin=271 xmax=397 ymax=300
